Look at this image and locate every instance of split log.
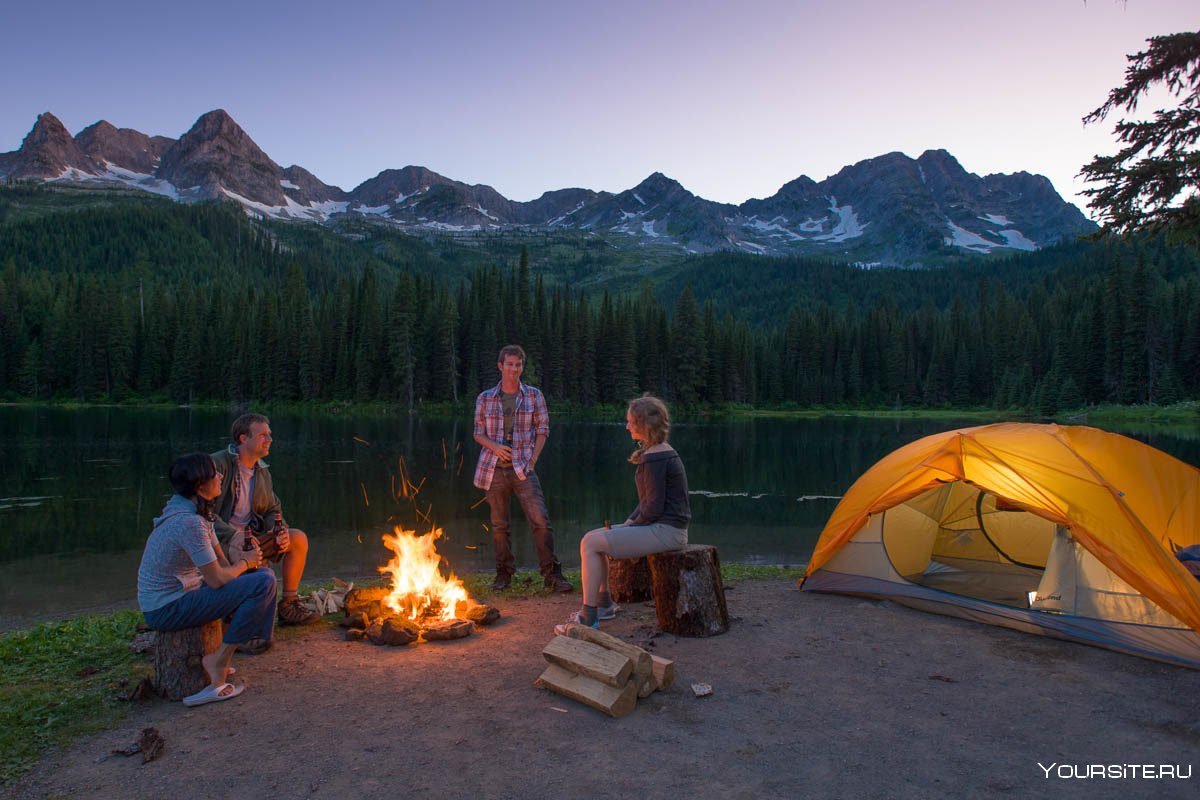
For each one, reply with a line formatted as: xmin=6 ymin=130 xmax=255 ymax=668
xmin=558 ymin=623 xmax=655 ymax=697
xmin=650 ymin=655 xmax=675 ymax=691
xmin=534 ymin=664 xmax=638 ymax=718
xmin=152 ymin=620 xmax=223 ymax=701
xmin=542 ymin=636 xmax=633 ymax=687
xmin=647 ymin=545 xmax=730 ymax=637
xmin=607 ymin=556 xmax=653 ymax=603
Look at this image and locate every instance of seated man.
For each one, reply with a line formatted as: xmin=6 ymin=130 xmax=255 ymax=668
xmin=212 ymin=413 xmax=318 ymax=631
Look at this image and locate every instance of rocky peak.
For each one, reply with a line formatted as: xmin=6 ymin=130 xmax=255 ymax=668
xmin=155 ymin=109 xmax=286 ymax=204
xmin=280 ymin=165 xmax=347 ymax=203
xmin=75 ymin=120 xmax=173 ymax=175
xmin=0 ymin=112 xmax=98 ymax=179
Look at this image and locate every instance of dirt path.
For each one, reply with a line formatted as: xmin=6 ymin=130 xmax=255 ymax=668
xmin=5 ymin=580 xmax=1198 ymax=800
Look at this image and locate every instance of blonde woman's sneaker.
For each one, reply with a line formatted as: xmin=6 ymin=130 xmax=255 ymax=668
xmin=597 ymin=603 xmax=620 ymax=620
xmin=553 ymin=610 xmax=600 ymax=636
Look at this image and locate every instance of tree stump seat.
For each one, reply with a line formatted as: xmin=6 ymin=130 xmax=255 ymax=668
xmin=606 ymin=555 xmax=653 ymax=603
xmin=646 ymin=544 xmax=730 ymax=637
xmin=151 ymin=620 xmax=223 ymax=700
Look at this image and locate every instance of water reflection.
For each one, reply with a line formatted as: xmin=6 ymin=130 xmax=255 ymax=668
xmin=1 ymin=407 xmax=1196 ymax=624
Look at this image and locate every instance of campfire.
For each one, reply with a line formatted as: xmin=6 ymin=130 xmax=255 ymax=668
xmin=341 ymin=525 xmax=499 ymax=645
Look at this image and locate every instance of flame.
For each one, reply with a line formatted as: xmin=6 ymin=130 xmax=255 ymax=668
xmin=379 ymin=526 xmax=469 ymax=622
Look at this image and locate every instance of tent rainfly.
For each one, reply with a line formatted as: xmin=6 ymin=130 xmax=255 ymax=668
xmin=801 ymin=423 xmax=1200 ymax=668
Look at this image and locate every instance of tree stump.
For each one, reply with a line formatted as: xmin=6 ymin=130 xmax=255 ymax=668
xmin=647 ymin=545 xmax=730 ymax=637
xmin=152 ymin=620 xmax=224 ymax=700
xmin=607 ymin=556 xmax=653 ymax=603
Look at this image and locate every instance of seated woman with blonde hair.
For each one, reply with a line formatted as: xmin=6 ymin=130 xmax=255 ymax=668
xmin=558 ymin=395 xmax=690 ymax=631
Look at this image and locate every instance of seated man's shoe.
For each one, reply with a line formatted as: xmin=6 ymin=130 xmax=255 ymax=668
xmin=277 ymin=596 xmax=320 ymax=626
xmin=544 ymin=573 xmax=573 ymax=593
xmin=491 ymin=573 xmax=512 ymax=592
xmin=235 ymin=637 xmax=273 ymax=655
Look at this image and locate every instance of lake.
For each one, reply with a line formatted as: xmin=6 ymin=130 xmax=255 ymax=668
xmin=2 ymin=406 xmax=1198 ymax=626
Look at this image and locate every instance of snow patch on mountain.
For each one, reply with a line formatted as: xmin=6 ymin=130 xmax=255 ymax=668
xmin=279 ymin=179 xmax=300 ymax=190
xmin=997 ymin=229 xmax=1037 ymax=250
xmin=93 ymin=163 xmax=182 ymax=199
xmin=979 ymin=213 xmax=1011 ymax=226
xmin=812 ymin=200 xmax=865 ymax=243
xmin=222 ymin=189 xmax=347 ymax=221
xmin=945 ymin=221 xmax=997 ymax=252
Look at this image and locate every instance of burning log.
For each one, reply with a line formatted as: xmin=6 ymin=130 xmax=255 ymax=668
xmin=535 ymin=625 xmax=674 ymax=716
xmin=379 ymin=617 xmax=420 ymax=646
xmin=340 ymin=611 xmax=370 ymax=629
xmin=420 ymin=619 xmax=474 ymax=641
xmin=456 ymin=600 xmax=501 ymax=627
xmin=344 ymin=587 xmax=390 ymax=620
xmin=346 ymin=524 xmax=493 ymax=647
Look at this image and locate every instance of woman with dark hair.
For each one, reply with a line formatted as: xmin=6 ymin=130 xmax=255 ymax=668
xmin=557 ymin=395 xmax=690 ymax=631
xmin=137 ymin=453 xmax=277 ymax=706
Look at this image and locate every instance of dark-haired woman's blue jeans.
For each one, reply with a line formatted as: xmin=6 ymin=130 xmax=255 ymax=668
xmin=143 ymin=570 xmax=277 ymax=645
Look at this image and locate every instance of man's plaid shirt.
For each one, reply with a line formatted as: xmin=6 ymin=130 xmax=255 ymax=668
xmin=473 ymin=381 xmax=550 ymax=489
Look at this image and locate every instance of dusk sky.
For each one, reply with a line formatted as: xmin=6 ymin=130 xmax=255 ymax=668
xmin=2 ymin=1 xmax=1196 ymax=214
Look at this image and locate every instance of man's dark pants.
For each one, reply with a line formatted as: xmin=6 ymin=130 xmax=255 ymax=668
xmin=485 ymin=466 xmax=559 ymax=578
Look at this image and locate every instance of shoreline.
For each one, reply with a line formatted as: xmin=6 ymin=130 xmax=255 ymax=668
xmin=3 ymin=398 xmax=1198 ymax=422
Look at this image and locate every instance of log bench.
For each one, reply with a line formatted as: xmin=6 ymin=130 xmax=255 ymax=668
xmin=151 ymin=620 xmax=223 ymax=700
xmin=609 ymin=545 xmax=730 ymax=637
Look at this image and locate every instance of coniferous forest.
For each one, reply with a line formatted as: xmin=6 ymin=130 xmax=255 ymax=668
xmin=1 ymin=184 xmax=1199 ymax=414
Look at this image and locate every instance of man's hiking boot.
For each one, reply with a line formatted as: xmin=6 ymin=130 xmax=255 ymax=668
xmin=544 ymin=572 xmax=573 ymax=593
xmin=491 ymin=573 xmax=512 ymax=592
xmin=278 ymin=596 xmax=319 ymax=626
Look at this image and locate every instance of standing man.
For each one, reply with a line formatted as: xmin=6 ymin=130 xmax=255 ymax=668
xmin=474 ymin=345 xmax=571 ymax=593
xmin=212 ymin=413 xmax=319 ymax=630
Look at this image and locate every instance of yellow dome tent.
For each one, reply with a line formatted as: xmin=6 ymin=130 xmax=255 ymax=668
xmin=801 ymin=423 xmax=1200 ymax=667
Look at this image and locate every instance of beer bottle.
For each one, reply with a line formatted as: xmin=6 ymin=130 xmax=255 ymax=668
xmin=241 ymin=524 xmax=257 ymax=570
xmin=271 ymin=512 xmax=285 ymax=556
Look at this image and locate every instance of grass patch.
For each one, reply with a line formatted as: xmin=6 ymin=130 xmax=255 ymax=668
xmin=720 ymin=563 xmax=805 ymax=583
xmin=0 ymin=611 xmax=152 ymax=786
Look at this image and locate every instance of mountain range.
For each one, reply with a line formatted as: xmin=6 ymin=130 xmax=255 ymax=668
xmin=0 ymin=109 xmax=1096 ymax=265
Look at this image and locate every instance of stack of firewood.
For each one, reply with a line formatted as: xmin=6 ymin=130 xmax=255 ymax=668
xmin=535 ymin=624 xmax=674 ymax=718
